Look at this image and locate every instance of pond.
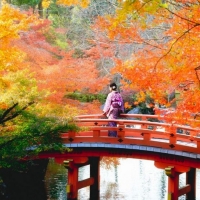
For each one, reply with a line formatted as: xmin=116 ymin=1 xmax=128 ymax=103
xmin=45 ymin=158 xmax=200 ymax=200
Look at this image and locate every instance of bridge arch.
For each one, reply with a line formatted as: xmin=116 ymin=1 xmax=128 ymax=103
xmin=40 ymin=114 xmax=200 ymax=200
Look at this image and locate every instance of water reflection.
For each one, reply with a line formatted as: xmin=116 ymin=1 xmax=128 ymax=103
xmin=100 ymin=159 xmax=167 ymax=200
xmin=45 ymin=158 xmax=200 ymax=200
xmin=45 ymin=159 xmax=67 ymax=200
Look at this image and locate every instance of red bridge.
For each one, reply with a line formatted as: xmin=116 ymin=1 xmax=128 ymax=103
xmin=40 ymin=114 xmax=200 ymax=200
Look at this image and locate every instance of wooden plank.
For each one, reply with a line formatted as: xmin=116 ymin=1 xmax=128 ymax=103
xmin=178 ymin=184 xmax=191 ymax=197
xmin=78 ymin=177 xmax=94 ymax=189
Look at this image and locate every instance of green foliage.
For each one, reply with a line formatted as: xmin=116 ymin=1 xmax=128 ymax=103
xmin=44 ymin=26 xmax=68 ymax=50
xmin=47 ymin=0 xmax=72 ymax=27
xmin=72 ymin=49 xmax=85 ymax=58
xmin=55 ymin=38 xmax=68 ymax=50
xmin=65 ymin=92 xmax=107 ymax=103
xmin=11 ymin=0 xmax=40 ymax=7
xmin=0 ymin=110 xmax=79 ymax=169
xmin=127 ymin=93 xmax=155 ymax=114
xmin=44 ymin=27 xmax=57 ymax=44
xmin=159 ymin=3 xmax=168 ymax=9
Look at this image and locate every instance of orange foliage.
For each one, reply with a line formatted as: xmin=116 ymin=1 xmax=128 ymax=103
xmin=56 ymin=0 xmax=90 ymax=8
xmin=6 ymin=0 xmax=200 ymax=125
xmin=14 ymin=17 xmax=109 ymax=114
xmin=100 ymin=157 xmax=120 ymax=169
xmin=89 ymin=0 xmax=200 ymax=126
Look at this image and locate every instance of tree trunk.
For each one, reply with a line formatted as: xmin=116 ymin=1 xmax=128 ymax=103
xmin=38 ymin=0 xmax=43 ymax=18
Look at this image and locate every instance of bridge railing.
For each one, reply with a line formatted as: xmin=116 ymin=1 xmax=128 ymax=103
xmin=61 ymin=114 xmax=200 ymax=154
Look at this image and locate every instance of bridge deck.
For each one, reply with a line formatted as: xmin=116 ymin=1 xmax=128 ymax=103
xmin=52 ymin=114 xmax=200 ymax=200
xmin=63 ymin=142 xmax=200 ymax=159
xmin=61 ymin=114 xmax=200 ymax=155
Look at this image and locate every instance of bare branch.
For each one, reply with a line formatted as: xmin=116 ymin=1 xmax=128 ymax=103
xmin=0 ymin=103 xmax=18 ymax=122
xmin=166 ymin=7 xmax=200 ymax=25
xmin=0 ymin=102 xmax=35 ymax=124
xmin=153 ymin=24 xmax=199 ymax=71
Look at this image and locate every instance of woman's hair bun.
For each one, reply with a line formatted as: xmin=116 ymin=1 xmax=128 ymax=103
xmin=110 ymin=82 xmax=117 ymax=90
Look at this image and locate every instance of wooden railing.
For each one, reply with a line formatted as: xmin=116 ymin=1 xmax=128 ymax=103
xmin=61 ymin=114 xmax=200 ymax=154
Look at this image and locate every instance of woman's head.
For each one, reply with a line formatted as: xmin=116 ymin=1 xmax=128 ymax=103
xmin=109 ymin=83 xmax=117 ymax=91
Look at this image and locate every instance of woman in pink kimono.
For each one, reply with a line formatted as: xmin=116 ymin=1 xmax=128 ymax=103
xmin=103 ymin=83 xmax=124 ymax=137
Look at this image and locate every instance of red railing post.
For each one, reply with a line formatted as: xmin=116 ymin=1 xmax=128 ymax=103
xmin=169 ymin=135 xmax=177 ymax=146
xmin=68 ymin=131 xmax=76 ymax=142
xmin=196 ymin=140 xmax=200 ymax=152
xmin=93 ymin=130 xmax=100 ymax=138
xmin=142 ymin=132 xmax=150 ymax=141
xmin=118 ymin=121 xmax=125 ymax=141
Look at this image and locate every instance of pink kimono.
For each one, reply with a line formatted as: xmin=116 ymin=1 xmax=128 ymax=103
xmin=103 ymin=91 xmax=124 ymax=137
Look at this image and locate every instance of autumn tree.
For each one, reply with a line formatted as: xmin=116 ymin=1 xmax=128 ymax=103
xmin=0 ymin=1 xmax=113 ymax=169
xmin=78 ymin=0 xmax=200 ymax=127
xmin=13 ymin=16 xmax=110 ymax=113
xmin=6 ymin=0 xmax=90 ymax=18
xmin=7 ymin=0 xmax=200 ymax=126
xmin=38 ymin=0 xmax=200 ymax=126
xmin=1 ymin=1 xmax=127 ymax=171
xmin=0 ymin=3 xmax=81 ymax=168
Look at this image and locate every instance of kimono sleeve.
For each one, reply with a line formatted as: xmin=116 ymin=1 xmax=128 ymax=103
xmin=120 ymin=95 xmax=125 ymax=113
xmin=103 ymin=93 xmax=112 ymax=113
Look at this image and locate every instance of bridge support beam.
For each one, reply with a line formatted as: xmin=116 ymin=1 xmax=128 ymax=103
xmin=65 ymin=161 xmax=79 ymax=200
xmin=63 ymin=157 xmax=100 ymax=200
xmin=155 ymin=162 xmax=196 ymax=200
xmin=165 ymin=166 xmax=179 ymax=200
xmin=186 ymin=168 xmax=196 ymax=200
xmin=89 ymin=157 xmax=100 ymax=199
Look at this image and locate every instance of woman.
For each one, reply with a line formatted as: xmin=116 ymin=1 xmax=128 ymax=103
xmin=103 ymin=83 xmax=124 ymax=137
